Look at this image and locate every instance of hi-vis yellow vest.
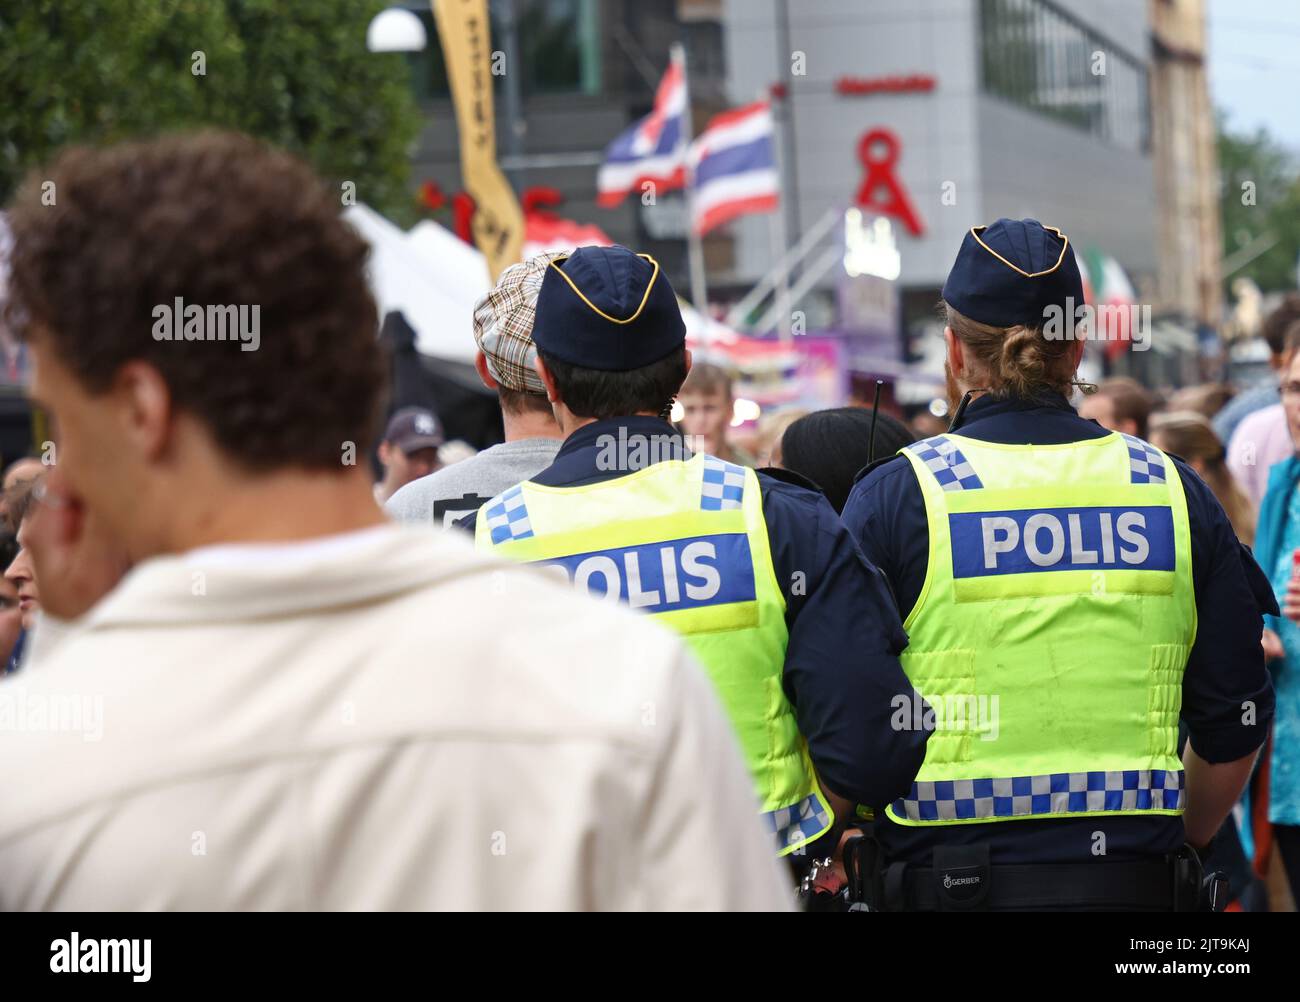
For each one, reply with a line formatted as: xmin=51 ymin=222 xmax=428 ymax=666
xmin=889 ymin=430 xmax=1197 ymax=827
xmin=474 ymin=452 xmax=832 ymax=856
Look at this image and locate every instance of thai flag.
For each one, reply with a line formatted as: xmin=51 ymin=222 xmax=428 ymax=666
xmin=689 ymin=101 xmax=779 ymax=236
xmin=596 ymin=61 xmax=687 ymax=207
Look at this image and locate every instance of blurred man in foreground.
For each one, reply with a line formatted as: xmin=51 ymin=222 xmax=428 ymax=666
xmin=0 ymin=131 xmax=790 ymax=911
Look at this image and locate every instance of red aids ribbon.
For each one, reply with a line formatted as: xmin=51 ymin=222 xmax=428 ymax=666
xmin=855 ymin=129 xmax=924 ymax=237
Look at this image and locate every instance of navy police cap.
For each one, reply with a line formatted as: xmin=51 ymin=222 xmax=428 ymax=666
xmin=532 ymin=245 xmax=686 ymax=371
xmin=941 ymin=218 xmax=1084 ymax=329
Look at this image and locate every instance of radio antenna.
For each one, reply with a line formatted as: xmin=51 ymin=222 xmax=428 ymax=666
xmin=867 ymin=379 xmax=884 ymax=464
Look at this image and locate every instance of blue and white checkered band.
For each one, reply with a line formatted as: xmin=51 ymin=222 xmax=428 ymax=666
xmin=761 ymin=793 xmax=832 ymax=851
xmin=1122 ymin=434 xmax=1167 ymax=485
xmin=485 ymin=484 xmax=535 ymax=544
xmin=893 ymin=769 xmax=1185 ymax=822
xmin=700 ymin=456 xmax=746 ymax=511
xmin=906 ymin=435 xmax=984 ymax=492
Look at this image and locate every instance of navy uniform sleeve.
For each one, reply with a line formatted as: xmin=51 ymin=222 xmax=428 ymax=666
xmin=1174 ymin=457 xmax=1276 ymax=763
xmin=840 ymin=455 xmax=930 ymax=621
xmin=758 ymin=472 xmax=929 ymax=807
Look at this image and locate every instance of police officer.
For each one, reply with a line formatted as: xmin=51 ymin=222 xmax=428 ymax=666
xmin=840 ymin=218 xmax=1277 ymax=910
xmin=463 ymin=245 xmax=927 ymax=866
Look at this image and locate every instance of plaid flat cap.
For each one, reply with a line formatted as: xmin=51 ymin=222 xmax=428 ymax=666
xmin=472 ymin=252 xmax=560 ymax=394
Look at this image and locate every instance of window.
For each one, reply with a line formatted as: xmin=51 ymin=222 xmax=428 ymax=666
xmin=979 ymin=0 xmax=1149 ymax=152
xmin=401 ymin=0 xmax=600 ymax=103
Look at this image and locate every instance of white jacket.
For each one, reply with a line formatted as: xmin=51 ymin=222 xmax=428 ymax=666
xmin=0 ymin=525 xmax=791 ymax=911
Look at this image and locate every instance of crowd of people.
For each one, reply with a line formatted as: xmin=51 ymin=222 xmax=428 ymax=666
xmin=0 ymin=130 xmax=1292 ymax=912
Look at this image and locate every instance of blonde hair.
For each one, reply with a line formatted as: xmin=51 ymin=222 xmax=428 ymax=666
xmin=943 ymin=302 xmax=1077 ymax=399
xmin=680 ymin=362 xmax=733 ymax=398
xmin=1149 ymin=410 xmax=1255 ymax=546
xmin=755 ymin=407 xmax=808 ymax=467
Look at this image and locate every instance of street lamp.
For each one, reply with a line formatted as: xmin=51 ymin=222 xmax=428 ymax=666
xmin=366 ymin=7 xmax=428 ymax=53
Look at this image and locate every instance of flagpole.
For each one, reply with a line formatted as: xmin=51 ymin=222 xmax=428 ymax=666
xmin=764 ymin=89 xmax=792 ymax=343
xmin=672 ymin=41 xmax=709 ymax=315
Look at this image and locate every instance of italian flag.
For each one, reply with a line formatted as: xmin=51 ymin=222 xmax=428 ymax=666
xmin=1078 ymin=247 xmax=1137 ymax=359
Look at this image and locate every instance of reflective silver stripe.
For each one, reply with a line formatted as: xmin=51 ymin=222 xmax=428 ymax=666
xmin=906 ymin=435 xmax=983 ymax=491
xmin=893 ymin=769 xmax=1185 ymax=822
xmin=1121 ymin=433 xmax=1167 ymax=485
xmin=762 ymin=793 xmax=832 ymax=851
xmin=484 ymin=484 xmax=534 ymax=544
xmin=700 ymin=455 xmax=746 ymax=510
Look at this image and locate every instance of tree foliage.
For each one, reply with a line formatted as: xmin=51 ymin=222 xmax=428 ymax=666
xmin=0 ymin=0 xmax=422 ymax=218
xmin=1218 ymin=116 xmax=1300 ymax=294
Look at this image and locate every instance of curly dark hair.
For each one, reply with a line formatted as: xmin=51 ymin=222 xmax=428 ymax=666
xmin=5 ymin=130 xmax=385 ymax=470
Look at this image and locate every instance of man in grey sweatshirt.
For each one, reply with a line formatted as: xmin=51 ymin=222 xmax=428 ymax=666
xmin=387 ymin=254 xmax=563 ymax=528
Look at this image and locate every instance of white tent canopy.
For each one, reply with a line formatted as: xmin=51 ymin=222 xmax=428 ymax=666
xmin=343 ymin=204 xmax=489 ymax=362
xmin=344 ymin=203 xmax=747 ymax=362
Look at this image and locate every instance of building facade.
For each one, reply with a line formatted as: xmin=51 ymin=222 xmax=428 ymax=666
xmin=397 ymin=0 xmax=1216 ymax=383
xmin=1148 ymin=0 xmax=1222 ymax=329
xmin=724 ymin=0 xmax=1159 ymax=330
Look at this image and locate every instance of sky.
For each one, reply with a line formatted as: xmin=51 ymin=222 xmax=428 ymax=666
xmin=1208 ymin=0 xmax=1300 ymax=152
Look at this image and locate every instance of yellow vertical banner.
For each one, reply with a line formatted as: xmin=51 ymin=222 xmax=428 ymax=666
xmin=432 ymin=0 xmax=525 ymax=281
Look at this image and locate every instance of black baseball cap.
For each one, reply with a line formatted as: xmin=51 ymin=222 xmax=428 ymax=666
xmin=383 ymin=407 xmax=443 ymax=453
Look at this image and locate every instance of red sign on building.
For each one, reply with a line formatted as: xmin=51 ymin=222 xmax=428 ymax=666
xmin=835 ymin=74 xmax=936 ymax=96
xmin=854 ymin=128 xmax=924 ymax=237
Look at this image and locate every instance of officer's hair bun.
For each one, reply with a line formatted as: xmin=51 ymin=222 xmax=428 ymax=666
xmin=942 ymin=302 xmax=1075 ymax=400
xmin=997 ymin=325 xmax=1052 ymax=398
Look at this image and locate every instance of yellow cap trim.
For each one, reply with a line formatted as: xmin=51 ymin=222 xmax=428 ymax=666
xmin=546 ymin=253 xmax=661 ymax=324
xmin=969 ymin=224 xmax=1070 ymax=278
